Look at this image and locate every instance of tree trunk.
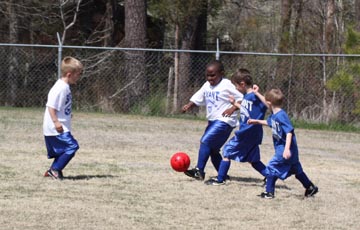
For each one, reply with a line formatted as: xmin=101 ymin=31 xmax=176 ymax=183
xmin=104 ymin=0 xmax=115 ymax=47
xmin=278 ymin=0 xmax=293 ymax=53
xmin=178 ymin=15 xmax=199 ymax=110
xmin=275 ymin=0 xmax=293 ymax=98
xmin=7 ymin=0 xmax=19 ymax=106
xmin=326 ymin=0 xmax=336 ymax=54
xmin=123 ymin=0 xmax=147 ymax=112
xmin=193 ymin=0 xmax=208 ymax=87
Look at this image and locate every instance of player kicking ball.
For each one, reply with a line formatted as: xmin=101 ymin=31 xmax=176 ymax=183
xmin=248 ymin=88 xmax=318 ymax=199
xmin=182 ymin=60 xmax=243 ymax=181
xmin=205 ymin=69 xmax=269 ymax=186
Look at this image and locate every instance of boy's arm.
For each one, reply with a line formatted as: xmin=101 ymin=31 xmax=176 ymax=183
xmin=229 ymin=95 xmax=241 ymax=109
xmin=181 ymin=101 xmax=197 ymax=113
xmin=283 ymin=133 xmax=292 ymax=159
xmin=48 ymin=107 xmax=64 ymax=133
xmin=247 ymin=119 xmax=268 ymax=126
xmin=222 ymin=104 xmax=239 ymax=117
xmin=222 ymin=95 xmax=240 ymax=117
xmin=253 ymin=84 xmax=268 ymax=108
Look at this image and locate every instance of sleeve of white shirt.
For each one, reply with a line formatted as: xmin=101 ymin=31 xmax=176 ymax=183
xmin=46 ymin=87 xmax=66 ymax=111
xmin=227 ymin=81 xmax=244 ymax=102
xmin=190 ymin=83 xmax=207 ymax=106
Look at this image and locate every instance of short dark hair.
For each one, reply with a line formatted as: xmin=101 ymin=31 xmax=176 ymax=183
xmin=231 ymin=68 xmax=252 ymax=86
xmin=206 ymin=60 xmax=225 ymax=72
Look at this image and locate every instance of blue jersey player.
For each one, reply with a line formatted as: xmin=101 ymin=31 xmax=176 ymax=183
xmin=248 ymin=88 xmax=319 ymax=199
xmin=43 ymin=57 xmax=83 ymax=180
xmin=205 ymin=69 xmax=269 ymax=185
xmin=182 ymin=60 xmax=243 ymax=180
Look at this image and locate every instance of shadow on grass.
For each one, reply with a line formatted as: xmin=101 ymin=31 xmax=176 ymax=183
xmin=229 ymin=176 xmax=291 ymax=190
xmin=64 ymin=175 xmax=117 ymax=180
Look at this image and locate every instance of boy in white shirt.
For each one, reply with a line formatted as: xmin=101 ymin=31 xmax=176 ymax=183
xmin=43 ymin=56 xmax=83 ymax=180
xmin=182 ymin=60 xmax=243 ymax=180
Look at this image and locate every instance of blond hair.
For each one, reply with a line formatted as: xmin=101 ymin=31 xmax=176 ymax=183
xmin=61 ymin=56 xmax=83 ymax=76
xmin=265 ymin=88 xmax=284 ymax=106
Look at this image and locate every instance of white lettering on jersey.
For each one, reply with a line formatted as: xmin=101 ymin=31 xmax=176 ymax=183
xmin=271 ymin=119 xmax=281 ymax=141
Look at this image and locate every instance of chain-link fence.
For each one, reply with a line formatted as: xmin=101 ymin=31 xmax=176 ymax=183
xmin=1 ymin=43 xmax=360 ymax=124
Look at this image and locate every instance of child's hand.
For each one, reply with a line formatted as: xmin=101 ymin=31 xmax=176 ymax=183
xmin=283 ymin=149 xmax=291 ymax=160
xmin=247 ymin=119 xmax=256 ymax=124
xmin=229 ymin=95 xmax=235 ymax=105
xmin=253 ymin=84 xmax=259 ymax=92
xmin=222 ymin=107 xmax=236 ymax=117
xmin=54 ymin=121 xmax=64 ymax=133
xmin=182 ymin=102 xmax=193 ymax=113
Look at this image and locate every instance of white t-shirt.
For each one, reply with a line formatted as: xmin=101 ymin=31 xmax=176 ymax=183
xmin=190 ymin=78 xmax=243 ymax=127
xmin=43 ymin=79 xmax=72 ymax=136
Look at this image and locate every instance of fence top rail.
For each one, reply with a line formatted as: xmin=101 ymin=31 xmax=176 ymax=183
xmin=2 ymin=42 xmax=360 ymax=57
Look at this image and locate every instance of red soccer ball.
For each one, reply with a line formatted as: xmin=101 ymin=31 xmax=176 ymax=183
xmin=170 ymin=152 xmax=190 ymax=172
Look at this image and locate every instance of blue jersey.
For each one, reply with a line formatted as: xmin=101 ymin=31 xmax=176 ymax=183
xmin=267 ymin=109 xmax=299 ymax=163
xmin=223 ymin=92 xmax=267 ymax=162
xmin=235 ymin=92 xmax=267 ymax=144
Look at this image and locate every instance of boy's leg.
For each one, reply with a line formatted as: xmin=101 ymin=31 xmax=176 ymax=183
xmin=295 ymin=172 xmax=311 ymax=188
xmin=260 ymin=175 xmax=277 ymax=199
xmin=196 ymin=142 xmax=211 ymax=172
xmin=265 ymin=175 xmax=277 ymax=194
xmin=51 ymin=152 xmax=76 ymax=172
xmin=46 ymin=132 xmax=79 ymax=179
xmin=217 ymin=159 xmax=231 ymax=182
xmin=210 ymin=148 xmax=222 ymax=172
xmin=185 ymin=120 xmax=232 ymax=180
xmin=184 ymin=143 xmax=209 ymax=180
xmin=292 ymin=163 xmax=319 ymax=197
xmin=251 ymin=161 xmax=268 ymax=177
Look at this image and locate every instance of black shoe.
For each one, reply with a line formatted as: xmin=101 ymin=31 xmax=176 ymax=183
xmin=184 ymin=168 xmax=205 ymax=180
xmin=47 ymin=168 xmax=63 ymax=180
xmin=305 ymin=185 xmax=318 ymax=197
xmin=209 ymin=175 xmax=230 ymax=181
xmin=204 ymin=178 xmax=226 ymax=186
xmin=260 ymin=192 xmax=274 ymax=199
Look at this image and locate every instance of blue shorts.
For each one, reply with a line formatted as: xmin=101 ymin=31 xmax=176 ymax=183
xmin=44 ymin=132 xmax=79 ymax=159
xmin=200 ymin=120 xmax=233 ymax=150
xmin=267 ymin=157 xmax=303 ymax=180
xmin=222 ymin=135 xmax=260 ymax=162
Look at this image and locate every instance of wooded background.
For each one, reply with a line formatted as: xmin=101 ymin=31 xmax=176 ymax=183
xmin=1 ymin=0 xmax=360 ymax=124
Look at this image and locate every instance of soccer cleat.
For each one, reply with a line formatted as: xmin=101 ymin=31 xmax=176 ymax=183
xmin=260 ymin=192 xmax=275 ymax=199
xmin=305 ymin=185 xmax=318 ymax=197
xmin=46 ymin=168 xmax=64 ymax=180
xmin=44 ymin=169 xmax=64 ymax=179
xmin=204 ymin=178 xmax=226 ymax=186
xmin=184 ymin=168 xmax=205 ymax=180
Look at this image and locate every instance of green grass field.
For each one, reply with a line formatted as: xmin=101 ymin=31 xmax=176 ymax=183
xmin=1 ymin=108 xmax=359 ymax=229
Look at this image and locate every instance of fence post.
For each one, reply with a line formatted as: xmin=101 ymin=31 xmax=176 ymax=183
xmin=57 ymin=32 xmax=62 ymax=79
xmin=216 ymin=38 xmax=220 ymax=60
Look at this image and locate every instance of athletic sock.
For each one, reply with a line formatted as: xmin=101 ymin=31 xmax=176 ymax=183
xmin=210 ymin=149 xmax=222 ymax=171
xmin=217 ymin=160 xmax=230 ymax=182
xmin=265 ymin=175 xmax=277 ymax=194
xmin=251 ymin=161 xmax=268 ymax=177
xmin=295 ymin=172 xmax=312 ymax=189
xmin=196 ymin=143 xmax=211 ymax=172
